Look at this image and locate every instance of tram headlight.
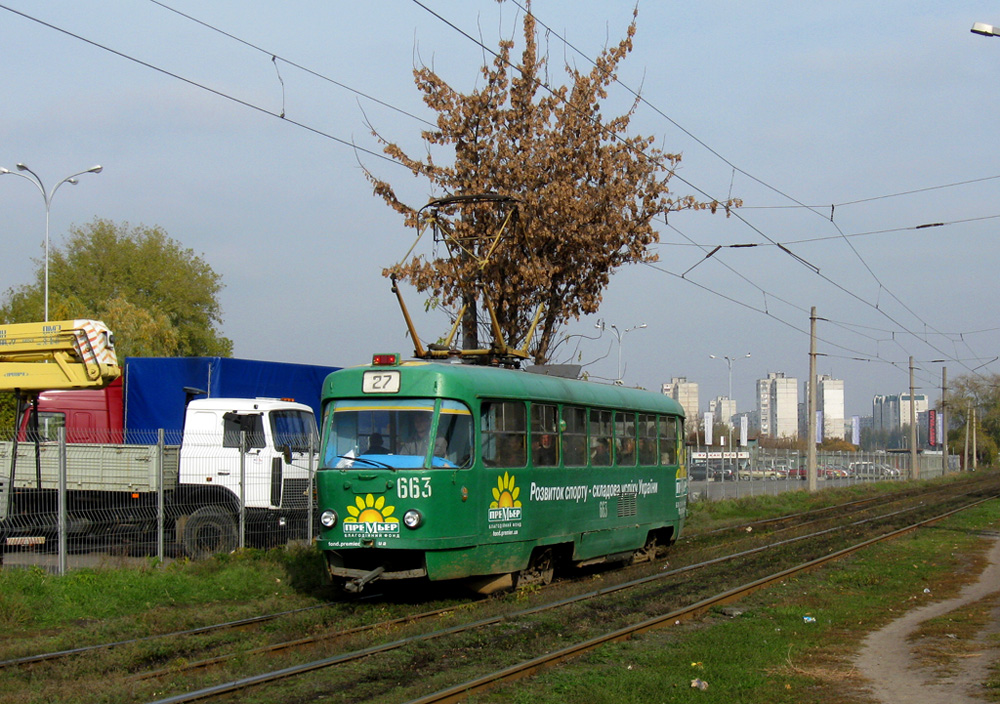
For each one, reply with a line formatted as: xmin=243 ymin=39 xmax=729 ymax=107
xmin=320 ymin=510 xmax=338 ymax=528
xmin=402 ymin=509 xmax=423 ymax=529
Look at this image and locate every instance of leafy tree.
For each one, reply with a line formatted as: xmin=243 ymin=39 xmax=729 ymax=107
xmin=0 ymin=218 xmax=231 ymax=358
xmin=943 ymin=372 xmax=1000 ymax=466
xmin=366 ymin=4 xmax=735 ymax=364
xmin=819 ymin=437 xmax=857 ymax=453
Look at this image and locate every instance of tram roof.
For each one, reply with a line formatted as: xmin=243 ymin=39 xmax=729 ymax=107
xmin=323 ymin=360 xmax=684 ymax=418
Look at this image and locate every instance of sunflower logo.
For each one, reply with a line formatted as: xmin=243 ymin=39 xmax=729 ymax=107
xmin=344 ymin=494 xmax=398 ymax=524
xmin=491 ymin=472 xmax=521 ymax=509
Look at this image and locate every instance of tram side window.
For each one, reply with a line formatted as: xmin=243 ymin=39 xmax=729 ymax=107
xmin=481 ymin=400 xmax=526 ymax=467
xmin=590 ymin=409 xmax=613 ymax=467
xmin=659 ymin=416 xmax=680 ymax=465
xmin=562 ymin=406 xmax=588 ymax=467
xmin=615 ymin=412 xmax=637 ymax=466
xmin=530 ymin=403 xmax=560 ymax=467
xmin=436 ymin=401 xmax=475 ymax=467
xmin=637 ymin=414 xmax=658 ymax=465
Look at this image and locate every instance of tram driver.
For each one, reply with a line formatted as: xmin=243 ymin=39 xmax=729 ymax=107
xmin=399 ymin=412 xmax=448 ymax=458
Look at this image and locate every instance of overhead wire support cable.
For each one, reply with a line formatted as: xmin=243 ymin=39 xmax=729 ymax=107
xmin=19 ymin=0 xmax=993 ymax=384
xmin=0 ymin=3 xmax=401 ymax=167
xmin=146 ymin=0 xmax=437 ymax=129
xmin=495 ymin=1 xmax=994 ymax=378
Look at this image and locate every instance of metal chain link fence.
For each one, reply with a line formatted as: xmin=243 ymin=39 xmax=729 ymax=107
xmin=0 ymin=427 xmax=317 ymax=574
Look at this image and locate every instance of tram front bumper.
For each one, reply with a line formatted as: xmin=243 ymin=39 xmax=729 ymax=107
xmin=330 ymin=564 xmax=428 ymax=592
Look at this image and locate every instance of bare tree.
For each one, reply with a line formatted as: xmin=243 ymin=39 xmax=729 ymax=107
xmin=366 ymin=4 xmax=735 ymax=364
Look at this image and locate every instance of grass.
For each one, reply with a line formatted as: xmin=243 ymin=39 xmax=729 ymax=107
xmin=684 ymin=479 xmax=915 ymax=531
xmin=0 ymin=545 xmax=336 ymax=661
xmin=910 ymin=591 xmax=1000 ymax=680
xmin=470 ymin=497 xmax=1000 ymax=704
xmin=0 ymin=473 xmax=996 ymax=703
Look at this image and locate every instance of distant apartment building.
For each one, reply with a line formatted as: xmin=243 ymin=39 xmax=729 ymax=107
xmin=756 ymin=372 xmax=798 ymax=438
xmin=802 ymin=375 xmax=846 ymax=441
xmin=873 ymin=393 xmax=928 ymax=432
xmin=709 ymin=396 xmax=737 ymax=428
xmin=662 ymin=377 xmax=699 ymax=420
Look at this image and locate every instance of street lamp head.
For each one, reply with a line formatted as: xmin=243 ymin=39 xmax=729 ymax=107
xmin=67 ymin=178 xmax=79 ymax=186
xmin=0 ymin=168 xmax=9 ymax=174
xmin=16 ymin=163 xmax=28 ymax=171
xmin=637 ymin=323 xmax=647 ymax=329
xmin=972 ymin=22 xmax=999 ymax=37
xmin=88 ymin=165 xmax=103 ymax=174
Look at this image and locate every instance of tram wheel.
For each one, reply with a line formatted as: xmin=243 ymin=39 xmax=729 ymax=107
xmin=631 ymin=535 xmax=659 ymax=565
xmin=514 ymin=548 xmax=555 ymax=589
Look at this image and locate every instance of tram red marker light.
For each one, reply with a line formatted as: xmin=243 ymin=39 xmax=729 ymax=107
xmin=372 ymin=353 xmax=400 ymax=366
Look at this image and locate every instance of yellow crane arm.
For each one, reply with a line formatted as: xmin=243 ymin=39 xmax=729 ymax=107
xmin=0 ymin=320 xmax=121 ymax=392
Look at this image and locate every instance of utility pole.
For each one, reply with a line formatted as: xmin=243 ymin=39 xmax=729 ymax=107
xmin=941 ymin=367 xmax=948 ymax=475
xmin=973 ymin=407 xmax=978 ymax=471
xmin=964 ymin=403 xmax=970 ymax=471
xmin=909 ymin=357 xmax=917 ymax=480
xmin=807 ymin=307 xmax=817 ymax=492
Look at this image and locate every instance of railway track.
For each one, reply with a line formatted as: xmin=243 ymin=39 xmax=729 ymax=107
xmin=3 ymin=477 xmax=996 ymax=704
xmin=0 ymin=478 xmax=948 ymax=674
xmin=408 ymin=493 xmax=1000 ymax=704
xmin=143 ymin=481 xmax=1000 ymax=703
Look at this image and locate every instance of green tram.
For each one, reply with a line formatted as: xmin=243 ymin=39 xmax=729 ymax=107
xmin=315 ymin=355 xmax=687 ymax=594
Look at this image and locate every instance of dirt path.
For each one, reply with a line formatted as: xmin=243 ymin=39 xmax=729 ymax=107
xmin=855 ymin=536 xmax=1000 ymax=703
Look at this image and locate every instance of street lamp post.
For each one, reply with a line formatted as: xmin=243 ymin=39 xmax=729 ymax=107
xmin=709 ymin=352 xmax=751 ymax=407
xmin=1 ymin=163 xmax=103 ymax=321
xmin=595 ymin=321 xmax=647 ymax=385
xmin=709 ymin=352 xmax=750 ymax=469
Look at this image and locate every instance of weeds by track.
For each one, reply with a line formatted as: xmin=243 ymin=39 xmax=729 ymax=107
xmin=3 ymin=474 xmax=997 ymax=704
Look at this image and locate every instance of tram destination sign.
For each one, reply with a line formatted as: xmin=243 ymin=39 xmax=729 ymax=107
xmin=362 ymin=370 xmax=400 ymax=393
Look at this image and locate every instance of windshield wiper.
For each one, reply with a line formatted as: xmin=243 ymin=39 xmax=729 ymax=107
xmin=330 ymin=455 xmax=394 ymax=470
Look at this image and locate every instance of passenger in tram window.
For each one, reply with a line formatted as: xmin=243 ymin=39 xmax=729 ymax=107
xmin=364 ymin=433 xmax=388 ymax=454
xmin=591 ymin=438 xmax=612 ymax=466
xmin=533 ymin=433 xmax=558 ymax=466
xmin=617 ymin=435 xmax=636 ymax=465
xmin=498 ymin=433 xmax=526 ymax=466
xmin=400 ymin=413 xmax=448 ymax=457
xmin=638 ymin=438 xmax=657 ymax=465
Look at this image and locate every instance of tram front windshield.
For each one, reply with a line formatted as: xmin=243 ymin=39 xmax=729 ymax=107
xmin=322 ymin=398 xmax=473 ymax=469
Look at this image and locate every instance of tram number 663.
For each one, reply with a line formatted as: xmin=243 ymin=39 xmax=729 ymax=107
xmin=398 ymin=477 xmax=432 ymax=499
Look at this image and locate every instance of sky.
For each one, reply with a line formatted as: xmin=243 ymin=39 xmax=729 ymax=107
xmin=2 ymin=1 xmax=999 ymax=419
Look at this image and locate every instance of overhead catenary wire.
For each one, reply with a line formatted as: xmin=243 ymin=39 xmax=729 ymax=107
xmin=4 ymin=1 xmax=995 ymax=390
xmin=0 ymin=2 xmax=401 ymax=167
xmin=493 ymin=1 xmax=998 ymax=383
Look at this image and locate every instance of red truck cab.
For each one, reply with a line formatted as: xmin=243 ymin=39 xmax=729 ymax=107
xmin=17 ymin=377 xmax=124 ymax=444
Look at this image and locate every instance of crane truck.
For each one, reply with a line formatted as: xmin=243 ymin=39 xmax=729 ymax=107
xmin=1 ymin=320 xmax=325 ymax=559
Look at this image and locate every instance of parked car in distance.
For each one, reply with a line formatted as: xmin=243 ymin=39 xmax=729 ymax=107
xmin=738 ymin=465 xmax=779 ymax=481
xmin=785 ymin=464 xmax=850 ymax=480
xmin=787 ymin=466 xmax=808 ymax=480
xmin=710 ymin=462 xmax=738 ymax=482
xmin=878 ymin=464 xmax=901 ymax=478
xmin=852 ymin=462 xmax=901 ymax=479
xmin=823 ymin=465 xmax=851 ymax=479
xmin=689 ymin=461 xmax=709 ymax=481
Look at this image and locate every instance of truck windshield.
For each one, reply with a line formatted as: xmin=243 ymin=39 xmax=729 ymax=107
xmin=271 ymin=410 xmax=319 ymax=453
xmin=322 ymin=398 xmax=473 ymax=469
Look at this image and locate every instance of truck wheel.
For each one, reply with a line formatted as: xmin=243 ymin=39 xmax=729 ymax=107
xmin=182 ymin=507 xmax=238 ymax=559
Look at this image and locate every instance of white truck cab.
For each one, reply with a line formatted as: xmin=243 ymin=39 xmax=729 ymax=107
xmin=179 ymin=397 xmax=318 ymax=512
